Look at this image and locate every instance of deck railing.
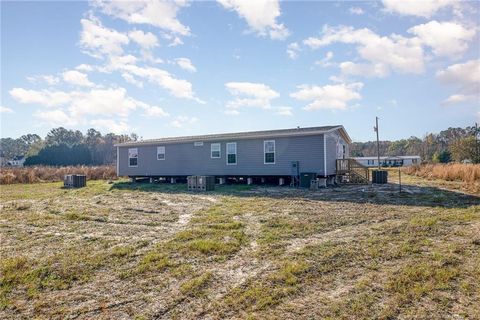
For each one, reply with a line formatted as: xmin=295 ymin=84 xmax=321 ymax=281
xmin=336 ymin=159 xmax=370 ymax=183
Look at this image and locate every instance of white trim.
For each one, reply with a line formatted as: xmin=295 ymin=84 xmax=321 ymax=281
xmin=116 ymin=146 xmax=119 ymax=176
xmin=157 ymin=146 xmax=165 ymax=160
xmin=211 ymin=143 xmax=221 ymax=159
xmin=128 ymin=148 xmax=138 ymax=167
xmin=263 ymin=140 xmax=275 ymax=165
xmin=323 ymin=135 xmax=327 ymax=176
xmin=226 ymin=142 xmax=237 ymax=165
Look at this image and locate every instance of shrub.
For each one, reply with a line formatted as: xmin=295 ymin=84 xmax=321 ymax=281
xmin=0 ymin=165 xmax=117 ymax=184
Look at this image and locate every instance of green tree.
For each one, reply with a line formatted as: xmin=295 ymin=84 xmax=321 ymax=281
xmin=45 ymin=127 xmax=84 ymax=147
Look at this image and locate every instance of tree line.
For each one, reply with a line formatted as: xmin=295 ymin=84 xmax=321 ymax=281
xmin=350 ymin=126 xmax=479 ymax=163
xmin=1 ymin=125 xmax=478 ymax=166
xmin=0 ymin=128 xmax=138 ymax=166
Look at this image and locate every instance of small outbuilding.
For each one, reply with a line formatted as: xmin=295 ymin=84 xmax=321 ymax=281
xmin=353 ymin=156 xmax=421 ymax=167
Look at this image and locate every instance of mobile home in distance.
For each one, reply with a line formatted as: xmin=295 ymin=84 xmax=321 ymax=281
xmin=115 ymin=125 xmax=353 ymax=183
xmin=353 ymin=156 xmax=421 ymax=167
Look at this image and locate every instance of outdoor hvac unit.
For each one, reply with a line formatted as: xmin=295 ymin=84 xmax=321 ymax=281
xmin=300 ymin=172 xmax=317 ymax=188
xmin=64 ymin=174 xmax=86 ymax=188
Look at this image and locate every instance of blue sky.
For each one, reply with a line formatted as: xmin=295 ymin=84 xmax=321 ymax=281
xmin=1 ymin=0 xmax=479 ymax=142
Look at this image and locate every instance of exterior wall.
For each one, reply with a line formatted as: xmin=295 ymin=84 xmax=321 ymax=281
xmin=325 ymin=131 xmax=349 ymax=175
xmin=118 ymin=134 xmax=330 ymax=177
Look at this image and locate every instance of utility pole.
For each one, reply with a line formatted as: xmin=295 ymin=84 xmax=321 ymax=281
xmin=374 ymin=117 xmax=380 ymax=170
xmin=475 ymin=122 xmax=479 ymax=164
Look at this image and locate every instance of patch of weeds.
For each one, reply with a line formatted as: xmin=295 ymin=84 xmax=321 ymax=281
xmin=111 ymin=245 xmax=135 ymax=258
xmin=137 ymin=252 xmax=171 ymax=273
xmin=180 ymin=272 xmax=213 ymax=296
xmin=386 ymin=261 xmax=459 ymax=299
xmin=64 ymin=211 xmax=91 ymax=221
xmin=409 ymin=216 xmax=438 ymax=229
xmin=221 ymin=259 xmax=309 ymax=314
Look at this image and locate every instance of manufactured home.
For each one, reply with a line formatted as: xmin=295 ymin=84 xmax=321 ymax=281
xmin=353 ymin=156 xmax=421 ymax=167
xmin=116 ymin=125 xmax=356 ymax=183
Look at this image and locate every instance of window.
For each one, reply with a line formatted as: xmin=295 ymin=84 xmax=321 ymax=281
xmin=194 ymin=141 xmax=204 ymax=147
xmin=128 ymin=148 xmax=138 ymax=167
xmin=211 ymin=143 xmax=221 ymax=158
xmin=264 ymin=140 xmax=275 ymax=164
xmin=367 ymin=160 xmax=374 ymax=165
xmin=412 ymin=158 xmax=418 ymax=164
xmin=226 ymin=142 xmax=237 ymax=165
xmin=157 ymin=146 xmax=165 ymax=160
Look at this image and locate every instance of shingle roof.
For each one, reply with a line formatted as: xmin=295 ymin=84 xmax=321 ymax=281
xmin=115 ymin=125 xmax=350 ymax=147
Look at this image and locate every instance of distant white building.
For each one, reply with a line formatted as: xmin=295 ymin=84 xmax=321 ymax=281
xmin=7 ymin=156 xmax=26 ymax=167
xmin=354 ymin=156 xmax=420 ymax=167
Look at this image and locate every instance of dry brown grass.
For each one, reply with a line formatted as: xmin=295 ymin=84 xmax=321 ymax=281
xmin=402 ymin=163 xmax=480 ymax=193
xmin=0 ymin=165 xmax=117 ymax=184
xmin=1 ymin=180 xmax=479 ymax=319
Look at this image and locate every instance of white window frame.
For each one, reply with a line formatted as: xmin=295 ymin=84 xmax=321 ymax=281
xmin=157 ymin=146 xmax=165 ymax=160
xmin=264 ymin=140 xmax=275 ymax=164
xmin=226 ymin=142 xmax=237 ymax=165
xmin=128 ymin=148 xmax=138 ymax=167
xmin=211 ymin=143 xmax=221 ymax=159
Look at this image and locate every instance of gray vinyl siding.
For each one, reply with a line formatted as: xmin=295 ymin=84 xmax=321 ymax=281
xmin=118 ymin=134 xmax=330 ymax=177
xmin=325 ymin=131 xmax=349 ymax=176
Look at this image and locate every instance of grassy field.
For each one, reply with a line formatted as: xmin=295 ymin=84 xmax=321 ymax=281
xmin=1 ymin=175 xmax=479 ymax=319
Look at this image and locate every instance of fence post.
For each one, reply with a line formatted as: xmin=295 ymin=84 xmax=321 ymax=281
xmin=399 ymin=168 xmax=402 ymax=193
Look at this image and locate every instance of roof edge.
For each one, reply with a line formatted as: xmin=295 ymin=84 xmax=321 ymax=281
xmin=115 ymin=125 xmax=349 ymax=147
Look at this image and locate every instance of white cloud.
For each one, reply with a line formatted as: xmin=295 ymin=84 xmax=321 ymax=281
xmin=10 ymin=88 xmax=71 ymax=107
xmin=90 ymin=119 xmax=131 ymax=134
xmin=80 ymin=17 xmax=130 ymax=58
xmin=121 ymin=73 xmax=143 ymax=87
xmin=382 ymin=0 xmax=456 ymax=18
xmin=75 ymin=64 xmax=94 ymax=72
xmin=0 ymin=106 xmax=14 ymax=114
xmin=142 ymin=105 xmax=169 ymax=118
xmin=339 ymin=61 xmax=389 ymax=78
xmin=275 ymin=106 xmax=293 ymax=116
xmin=315 ymin=51 xmax=334 ymax=68
xmin=128 ymin=29 xmax=159 ymax=50
xmin=171 ymin=115 xmax=198 ymax=128
xmin=225 ymin=82 xmax=280 ymax=111
xmin=175 ymin=58 xmax=197 ymax=72
xmin=100 ymin=56 xmax=203 ymax=102
xmin=62 ymin=70 xmax=94 ymax=87
xmin=68 ymin=88 xmax=139 ymax=118
xmin=218 ymin=0 xmax=290 ymax=40
xmin=290 ymin=82 xmax=363 ymax=111
xmin=169 ymin=37 xmax=183 ymax=47
xmin=287 ymin=42 xmax=300 ymax=59
xmin=436 ymin=59 xmax=480 ymax=105
xmin=10 ymin=86 xmax=151 ymax=120
xmin=408 ymin=20 xmax=476 ymax=58
xmin=304 ymin=25 xmax=424 ymax=77
xmin=26 ymin=74 xmax=60 ymax=85
xmin=224 ymin=109 xmax=240 ymax=116
xmin=349 ymin=7 xmax=364 ymax=15
xmin=94 ymin=0 xmax=190 ymax=36
xmin=34 ymin=109 xmax=77 ymax=127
